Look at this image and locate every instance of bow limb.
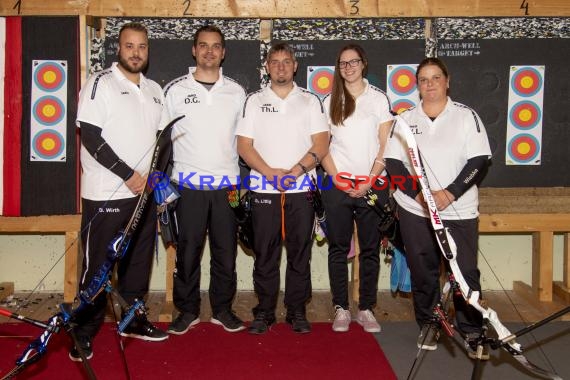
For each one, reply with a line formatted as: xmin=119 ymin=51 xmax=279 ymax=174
xmin=394 ymin=114 xmax=563 ymax=380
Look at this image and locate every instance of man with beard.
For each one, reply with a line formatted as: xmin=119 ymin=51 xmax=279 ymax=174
xmin=163 ymin=25 xmax=247 ymax=335
xmin=237 ymin=43 xmax=329 ymax=334
xmin=70 ymin=22 xmax=168 ymax=362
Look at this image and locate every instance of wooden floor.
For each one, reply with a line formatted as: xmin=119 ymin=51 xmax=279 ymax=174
xmin=1 ymin=289 xmax=568 ymax=325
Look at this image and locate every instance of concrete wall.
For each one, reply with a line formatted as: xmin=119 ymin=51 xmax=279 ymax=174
xmin=0 ymin=234 xmax=565 ymax=292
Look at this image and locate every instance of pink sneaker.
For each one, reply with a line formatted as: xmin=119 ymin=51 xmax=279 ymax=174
xmin=356 ymin=309 xmax=381 ymax=333
xmin=332 ymin=306 xmax=351 ymax=332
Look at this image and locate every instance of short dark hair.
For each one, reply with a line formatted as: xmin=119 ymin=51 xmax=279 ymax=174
xmin=266 ymin=43 xmax=296 ymax=62
xmin=416 ymin=57 xmax=450 ymax=82
xmin=193 ymin=24 xmax=225 ymax=48
xmin=119 ymin=22 xmax=148 ymax=41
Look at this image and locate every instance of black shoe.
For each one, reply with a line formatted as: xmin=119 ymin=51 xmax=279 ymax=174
xmin=286 ymin=311 xmax=311 ymax=334
xmin=417 ymin=324 xmax=439 ymax=351
xmin=120 ymin=317 xmax=169 ymax=342
xmin=465 ymin=332 xmax=490 ymax=360
xmin=69 ymin=336 xmax=93 ymax=362
xmin=248 ymin=311 xmax=275 ymax=335
xmin=211 ymin=310 xmax=246 ymax=332
xmin=167 ymin=312 xmax=200 ymax=335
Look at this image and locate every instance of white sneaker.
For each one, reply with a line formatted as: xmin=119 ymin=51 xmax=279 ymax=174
xmin=356 ymin=309 xmax=381 ymax=333
xmin=332 ymin=306 xmax=351 ymax=332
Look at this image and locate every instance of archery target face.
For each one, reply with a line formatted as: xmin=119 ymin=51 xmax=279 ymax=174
xmin=307 ymin=66 xmax=334 ymax=97
xmin=33 ymin=96 xmax=65 ymax=126
xmin=392 ymin=99 xmax=416 ymax=114
xmin=388 ymin=65 xmax=416 ymax=96
xmin=32 ymin=129 xmax=65 ymax=159
xmin=510 ymin=66 xmax=543 ymax=97
xmin=508 ymin=134 xmax=540 ymax=163
xmin=509 ymin=100 xmax=541 ymax=130
xmin=30 ymin=60 xmax=68 ymax=161
xmin=33 ymin=61 xmax=66 ymax=92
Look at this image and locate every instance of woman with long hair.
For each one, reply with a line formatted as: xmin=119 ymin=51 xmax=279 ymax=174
xmin=321 ymin=44 xmax=393 ymax=333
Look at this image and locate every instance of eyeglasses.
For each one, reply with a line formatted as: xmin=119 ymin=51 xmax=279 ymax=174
xmin=338 ymin=59 xmax=362 ymax=69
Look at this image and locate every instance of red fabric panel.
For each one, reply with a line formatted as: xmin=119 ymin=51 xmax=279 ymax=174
xmin=2 ymin=17 xmax=22 ymax=216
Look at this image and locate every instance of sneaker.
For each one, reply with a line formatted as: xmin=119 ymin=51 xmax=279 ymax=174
xmin=120 ymin=317 xmax=169 ymax=341
xmin=417 ymin=324 xmax=439 ymax=350
xmin=167 ymin=312 xmax=200 ymax=335
xmin=211 ymin=310 xmax=246 ymax=332
xmin=69 ymin=337 xmax=93 ymax=362
xmin=464 ymin=333 xmax=490 ymax=360
xmin=356 ymin=309 xmax=381 ymax=333
xmin=285 ymin=310 xmax=311 ymax=334
xmin=332 ymin=306 xmax=351 ymax=332
xmin=248 ymin=311 xmax=276 ymax=335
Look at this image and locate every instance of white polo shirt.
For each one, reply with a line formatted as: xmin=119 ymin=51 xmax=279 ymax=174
xmin=384 ymin=97 xmax=491 ymax=219
xmin=236 ymin=82 xmax=329 ymax=194
xmin=162 ymin=67 xmax=246 ymax=189
xmin=323 ymin=79 xmax=393 ymax=178
xmin=77 ymin=62 xmax=164 ymax=201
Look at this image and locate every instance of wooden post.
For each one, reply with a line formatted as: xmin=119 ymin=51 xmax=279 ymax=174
xmin=159 ymin=245 xmax=176 ymax=322
xmin=532 ymin=231 xmax=554 ymax=302
xmin=553 ymin=232 xmax=570 ymax=302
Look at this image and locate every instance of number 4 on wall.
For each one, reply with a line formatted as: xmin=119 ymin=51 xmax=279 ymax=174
xmin=520 ymin=0 xmax=530 ymax=15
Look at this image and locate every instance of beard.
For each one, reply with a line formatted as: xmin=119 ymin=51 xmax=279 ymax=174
xmin=118 ymin=54 xmax=147 ymax=74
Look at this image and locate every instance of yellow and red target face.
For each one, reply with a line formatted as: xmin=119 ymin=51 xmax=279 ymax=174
xmin=511 ymin=67 xmax=542 ymax=97
xmin=509 ymin=100 xmax=541 ymax=130
xmin=34 ymin=62 xmax=66 ymax=92
xmin=32 ymin=129 xmax=65 ymax=159
xmin=505 ymin=65 xmax=544 ymax=166
xmin=508 ymin=134 xmax=539 ymax=163
xmin=30 ymin=60 xmax=68 ymax=162
xmin=33 ymin=96 xmax=65 ymax=126
xmin=392 ymin=99 xmax=416 ymax=114
xmin=387 ymin=64 xmax=419 ymax=115
xmin=388 ymin=66 xmax=416 ymax=96
xmin=307 ymin=66 xmax=334 ymax=98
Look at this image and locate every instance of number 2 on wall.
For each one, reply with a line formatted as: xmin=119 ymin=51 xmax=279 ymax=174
xmin=183 ymin=0 xmax=192 ymax=16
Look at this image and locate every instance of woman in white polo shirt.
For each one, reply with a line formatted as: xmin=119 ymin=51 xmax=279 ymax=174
xmin=321 ymin=44 xmax=394 ymax=333
xmin=384 ymin=57 xmax=491 ymax=358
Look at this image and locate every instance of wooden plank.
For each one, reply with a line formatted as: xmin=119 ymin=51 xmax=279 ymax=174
xmin=532 ymin=231 xmax=553 ymax=302
xmin=564 ymin=233 xmax=570 ymax=288
xmin=63 ymin=231 xmax=80 ymax=303
xmin=478 ymin=214 xmax=570 ymax=233
xmin=0 ymin=282 xmax=14 ymax=302
xmin=1 ymin=0 xmax=569 ymax=17
xmin=0 ymin=215 xmax=81 ymax=233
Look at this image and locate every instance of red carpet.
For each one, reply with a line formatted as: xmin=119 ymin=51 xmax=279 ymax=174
xmin=0 ymin=322 xmax=396 ymax=379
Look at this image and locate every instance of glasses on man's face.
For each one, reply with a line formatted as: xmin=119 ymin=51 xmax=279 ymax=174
xmin=338 ymin=58 xmax=362 ymax=69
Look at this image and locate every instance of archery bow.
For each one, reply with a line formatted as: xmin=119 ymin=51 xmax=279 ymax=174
xmin=393 ymin=114 xmax=565 ymax=380
xmin=0 ymin=116 xmax=183 ymax=380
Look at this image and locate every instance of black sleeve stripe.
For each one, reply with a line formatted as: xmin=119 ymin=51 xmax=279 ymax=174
xmin=299 ymin=87 xmax=325 ymax=113
xmin=163 ymin=75 xmax=188 ymax=97
xmin=454 ymin=102 xmax=481 ymax=133
xmin=90 ymin=70 xmax=112 ymax=100
xmin=241 ymin=89 xmax=263 ymax=118
xmin=224 ymin=75 xmax=247 ymax=96
xmin=370 ymin=84 xmax=393 ymax=110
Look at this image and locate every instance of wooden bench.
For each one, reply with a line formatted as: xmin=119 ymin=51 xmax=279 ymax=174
xmin=1 ymin=188 xmax=569 ymax=314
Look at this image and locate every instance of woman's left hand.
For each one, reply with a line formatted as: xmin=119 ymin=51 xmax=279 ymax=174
xmin=432 ymin=189 xmax=456 ymax=211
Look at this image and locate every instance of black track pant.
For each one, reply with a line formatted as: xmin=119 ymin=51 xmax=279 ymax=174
xmin=250 ymin=191 xmax=314 ymax=317
xmin=173 ymin=187 xmax=238 ymax=316
xmin=321 ymin=175 xmax=388 ymax=310
xmin=398 ymin=207 xmax=483 ymax=334
xmin=74 ymin=196 xmax=156 ymax=339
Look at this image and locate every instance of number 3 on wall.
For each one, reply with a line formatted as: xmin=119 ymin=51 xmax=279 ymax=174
xmin=349 ymin=0 xmax=360 ymax=16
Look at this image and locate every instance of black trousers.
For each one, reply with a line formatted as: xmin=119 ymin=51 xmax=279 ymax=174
xmin=398 ymin=207 xmax=483 ymax=334
xmin=173 ymin=187 xmax=238 ymax=316
xmin=250 ymin=191 xmax=314 ymax=316
xmin=321 ymin=175 xmax=388 ymax=310
xmin=75 ymin=196 xmax=157 ymax=339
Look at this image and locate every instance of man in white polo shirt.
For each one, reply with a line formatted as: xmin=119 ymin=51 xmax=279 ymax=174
xmin=162 ymin=25 xmax=247 ymax=334
xmin=237 ymin=43 xmax=329 ymax=334
xmin=72 ymin=22 xmax=167 ymax=362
